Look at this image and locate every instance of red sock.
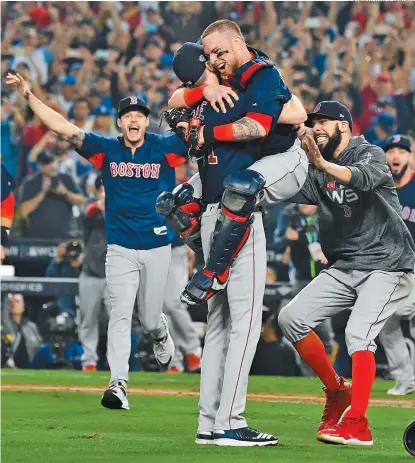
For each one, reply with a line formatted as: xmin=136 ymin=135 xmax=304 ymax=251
xmin=346 ymin=351 xmax=376 ymax=418
xmin=295 ymin=331 xmax=340 ymax=392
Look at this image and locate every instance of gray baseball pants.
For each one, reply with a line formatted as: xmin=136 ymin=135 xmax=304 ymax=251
xmin=105 ymin=243 xmax=171 ymax=386
xmin=278 ymin=267 xmax=413 ymax=356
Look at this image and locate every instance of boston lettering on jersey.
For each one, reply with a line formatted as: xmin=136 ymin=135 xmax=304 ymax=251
xmin=76 ymin=132 xmax=187 ymax=250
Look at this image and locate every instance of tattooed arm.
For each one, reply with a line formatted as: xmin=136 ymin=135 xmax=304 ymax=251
xmin=231 ymin=117 xmax=266 ymax=140
xmin=5 ymin=73 xmax=85 ymax=149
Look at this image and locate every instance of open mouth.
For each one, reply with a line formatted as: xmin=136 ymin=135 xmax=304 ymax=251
xmin=128 ymin=126 xmax=140 ymax=135
xmin=215 ymin=62 xmax=227 ymax=73
xmin=315 ymin=135 xmax=328 ymax=146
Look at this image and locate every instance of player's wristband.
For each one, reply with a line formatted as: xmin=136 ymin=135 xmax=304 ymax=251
xmin=203 ymin=124 xmax=235 ymax=143
xmin=183 ymin=85 xmax=207 ymax=107
xmin=1 ymin=226 xmax=10 ymax=247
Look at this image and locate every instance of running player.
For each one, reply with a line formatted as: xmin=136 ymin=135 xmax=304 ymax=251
xmin=5 ymin=72 xmax=189 ymax=410
xmin=278 ymin=102 xmax=415 ymax=445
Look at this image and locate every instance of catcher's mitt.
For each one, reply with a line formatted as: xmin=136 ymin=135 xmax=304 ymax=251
xmin=163 ymin=108 xmax=192 ymax=142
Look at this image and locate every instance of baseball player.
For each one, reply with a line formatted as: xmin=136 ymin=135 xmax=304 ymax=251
xmin=168 ymin=24 xmax=308 ymax=307
xmin=1 ymin=164 xmax=15 ymax=263
xmin=157 ymin=23 xmax=308 ymax=446
xmin=278 ymin=101 xmax=415 ymax=445
xmin=379 ymin=134 xmax=415 ymax=395
xmin=6 ymin=72 xmax=189 ymax=410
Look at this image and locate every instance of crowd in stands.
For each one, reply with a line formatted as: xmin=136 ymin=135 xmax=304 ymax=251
xmin=1 ymin=1 xmax=415 ymax=374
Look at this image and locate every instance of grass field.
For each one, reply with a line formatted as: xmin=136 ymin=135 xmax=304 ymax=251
xmin=2 ymin=370 xmax=414 ymax=463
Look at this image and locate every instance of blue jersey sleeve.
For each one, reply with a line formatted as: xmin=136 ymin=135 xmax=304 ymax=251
xmin=158 ymin=133 xmax=188 ymax=168
xmin=246 ymin=67 xmax=291 ymax=119
xmin=76 ymin=132 xmax=109 ymax=169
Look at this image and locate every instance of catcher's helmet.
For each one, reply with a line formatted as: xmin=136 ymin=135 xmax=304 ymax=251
xmin=403 ymin=421 xmax=415 ymax=457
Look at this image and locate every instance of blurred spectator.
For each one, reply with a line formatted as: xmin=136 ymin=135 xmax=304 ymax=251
xmin=1 ymin=293 xmax=53 ymax=369
xmin=18 ymin=152 xmax=85 ymax=239
xmin=71 ymin=97 xmax=93 ymax=131
xmin=364 ymin=113 xmax=398 ymax=147
xmin=78 ymin=177 xmax=110 ymax=371
xmin=45 ymin=240 xmax=83 ymax=317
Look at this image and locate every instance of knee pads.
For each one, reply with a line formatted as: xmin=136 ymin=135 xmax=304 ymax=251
xmin=156 ymin=183 xmax=202 ymax=253
xmin=222 ymin=170 xmax=266 ymax=216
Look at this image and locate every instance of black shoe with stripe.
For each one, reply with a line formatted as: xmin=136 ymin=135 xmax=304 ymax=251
xmin=214 ymin=427 xmax=278 ymax=447
xmin=101 ymin=383 xmax=130 ymax=410
xmin=195 ymin=431 xmax=214 ymax=445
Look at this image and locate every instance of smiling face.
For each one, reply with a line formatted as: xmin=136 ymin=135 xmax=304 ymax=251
xmin=311 ymin=118 xmax=348 ymax=161
xmin=386 ymin=146 xmax=410 ymax=180
xmin=202 ymin=30 xmax=244 ymax=78
xmin=117 ymin=110 xmax=149 ymax=145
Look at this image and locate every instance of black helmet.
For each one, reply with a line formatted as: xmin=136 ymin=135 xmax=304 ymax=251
xmin=403 ymin=421 xmax=415 ymax=457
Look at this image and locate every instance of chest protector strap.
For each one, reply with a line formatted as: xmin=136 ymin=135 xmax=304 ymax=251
xmin=230 ymin=59 xmax=274 ymax=91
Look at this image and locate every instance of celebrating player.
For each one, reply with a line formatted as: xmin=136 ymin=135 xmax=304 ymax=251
xmin=379 ymin=135 xmax=415 ymax=395
xmin=5 ymin=72 xmax=189 ymax=410
xmin=278 ymin=101 xmax=415 ymax=445
xmin=158 ymin=21 xmax=308 ymax=446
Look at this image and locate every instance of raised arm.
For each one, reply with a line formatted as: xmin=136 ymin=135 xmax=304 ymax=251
xmin=277 ymin=94 xmax=307 ymax=125
xmin=5 ymin=73 xmax=85 ymax=149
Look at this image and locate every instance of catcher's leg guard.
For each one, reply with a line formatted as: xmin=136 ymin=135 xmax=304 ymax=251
xmin=156 ymin=184 xmax=202 ymax=253
xmin=181 ymin=170 xmax=265 ymax=306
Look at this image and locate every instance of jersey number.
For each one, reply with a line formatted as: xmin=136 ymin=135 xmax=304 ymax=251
xmin=208 ymin=148 xmax=218 ymax=165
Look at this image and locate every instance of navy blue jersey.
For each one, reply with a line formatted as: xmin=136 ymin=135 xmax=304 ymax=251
xmin=397 ymin=174 xmax=415 ymax=241
xmin=1 ymin=164 xmax=15 ymax=202
xmin=77 ymin=132 xmax=187 ymax=250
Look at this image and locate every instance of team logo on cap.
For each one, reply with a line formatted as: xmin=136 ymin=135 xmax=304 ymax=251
xmin=339 ymin=114 xmax=344 ymax=118
xmin=130 ymin=96 xmax=138 ymax=105
xmin=313 ymin=103 xmax=321 ymax=113
xmin=198 ymin=54 xmax=206 ymax=62
xmin=391 ymin=135 xmax=401 ymax=144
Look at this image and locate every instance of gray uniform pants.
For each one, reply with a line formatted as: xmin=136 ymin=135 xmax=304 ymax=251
xmin=163 ymin=245 xmax=200 ymax=368
xmin=105 ymin=244 xmax=171 ymax=385
xmin=198 ymin=205 xmax=267 ymax=432
xmin=78 ymin=272 xmax=111 ymax=367
xmin=379 ymin=270 xmax=415 ymax=382
xmin=278 ymin=267 xmax=413 ymax=356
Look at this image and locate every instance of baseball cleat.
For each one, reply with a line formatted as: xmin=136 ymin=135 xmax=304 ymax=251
xmin=101 ymin=383 xmax=130 ymax=410
xmin=214 ymin=427 xmax=278 ymax=447
xmin=387 ymin=381 xmax=415 ymax=396
xmin=181 ymin=269 xmax=229 ymax=306
xmin=153 ymin=313 xmax=175 ymax=369
xmin=186 ymin=352 xmax=201 ymax=373
xmin=82 ymin=364 xmax=97 ymax=372
xmin=317 ymin=414 xmax=373 ymax=446
xmin=317 ymin=377 xmax=352 ymax=432
xmin=195 ymin=431 xmax=215 ymax=445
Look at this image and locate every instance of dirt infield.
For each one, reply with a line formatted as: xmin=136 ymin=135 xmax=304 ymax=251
xmin=2 ymin=384 xmax=414 ymax=408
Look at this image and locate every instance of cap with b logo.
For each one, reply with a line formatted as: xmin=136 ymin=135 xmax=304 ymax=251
xmin=383 ymin=134 xmax=412 ymax=153
xmin=173 ymin=42 xmax=206 ymax=87
xmin=118 ymin=96 xmax=150 ymax=118
xmin=306 ymin=101 xmax=353 ymax=130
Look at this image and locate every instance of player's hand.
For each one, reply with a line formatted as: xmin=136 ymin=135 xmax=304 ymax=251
xmin=41 ymin=176 xmax=52 ymax=193
xmin=97 ymin=197 xmax=105 ymax=212
xmin=203 ymin=85 xmax=239 ymax=113
xmin=319 ymin=253 xmax=328 ymax=265
xmin=286 ymin=227 xmax=299 ymax=241
xmin=5 ymin=73 xmax=31 ymax=99
xmin=301 ymin=134 xmax=327 ymax=170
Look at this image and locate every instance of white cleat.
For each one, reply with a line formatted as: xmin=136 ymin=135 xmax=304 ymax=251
xmin=387 ymin=381 xmax=415 ymax=396
xmin=153 ymin=313 xmax=175 ymax=369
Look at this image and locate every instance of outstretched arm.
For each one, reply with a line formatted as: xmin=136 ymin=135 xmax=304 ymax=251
xmin=5 ymin=73 xmax=85 ymax=149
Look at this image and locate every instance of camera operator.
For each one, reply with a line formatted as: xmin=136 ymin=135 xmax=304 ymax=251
xmin=78 ymin=175 xmax=110 ymax=372
xmin=273 ymin=204 xmax=337 ymax=365
xmin=18 ymin=151 xmax=85 ymax=239
xmin=45 ymin=240 xmax=83 ymax=318
xmin=1 ymin=294 xmax=55 ymax=369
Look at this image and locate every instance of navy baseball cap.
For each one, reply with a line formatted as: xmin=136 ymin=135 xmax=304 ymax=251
xmin=383 ymin=134 xmax=412 ymax=153
xmin=118 ymin=96 xmax=150 ymax=118
xmin=306 ymin=101 xmax=353 ymax=130
xmin=173 ymin=42 xmax=206 ymax=87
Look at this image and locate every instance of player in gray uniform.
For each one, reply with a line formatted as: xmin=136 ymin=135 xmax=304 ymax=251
xmin=379 ymin=135 xmax=415 ymax=395
xmin=278 ymin=101 xmax=415 ymax=446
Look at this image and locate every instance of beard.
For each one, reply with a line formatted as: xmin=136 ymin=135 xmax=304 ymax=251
xmin=391 ymin=163 xmax=408 ymax=181
xmin=317 ymin=126 xmax=343 ymax=161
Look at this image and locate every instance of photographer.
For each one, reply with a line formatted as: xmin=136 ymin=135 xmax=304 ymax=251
xmin=45 ymin=240 xmax=83 ymax=318
xmin=78 ymin=175 xmax=110 ymax=372
xmin=1 ymin=294 xmax=55 ymax=369
xmin=18 ymin=151 xmax=85 ymax=239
